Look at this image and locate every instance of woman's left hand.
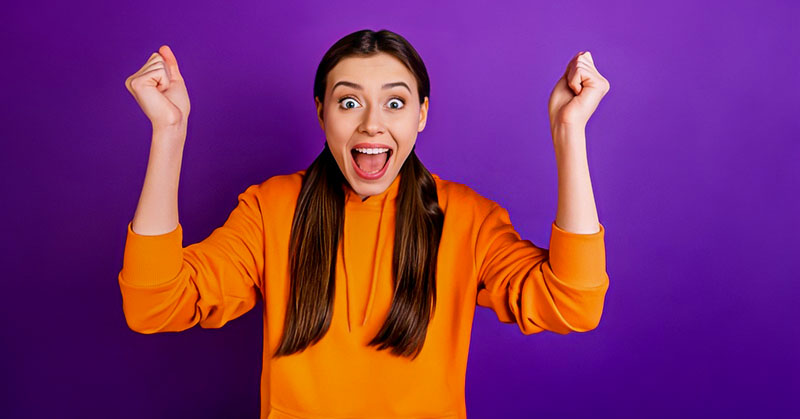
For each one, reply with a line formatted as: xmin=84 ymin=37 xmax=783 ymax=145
xmin=547 ymin=51 xmax=610 ymax=136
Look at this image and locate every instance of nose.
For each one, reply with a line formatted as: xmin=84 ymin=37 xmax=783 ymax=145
xmin=358 ymin=101 xmax=385 ymax=136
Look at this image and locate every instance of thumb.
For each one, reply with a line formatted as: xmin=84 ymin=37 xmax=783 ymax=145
xmin=158 ymin=45 xmax=183 ymax=81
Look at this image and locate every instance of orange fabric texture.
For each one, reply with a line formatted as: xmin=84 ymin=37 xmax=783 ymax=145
xmin=118 ymin=169 xmax=609 ymax=419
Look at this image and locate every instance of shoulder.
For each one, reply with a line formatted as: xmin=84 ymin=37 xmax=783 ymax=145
xmin=259 ymin=169 xmax=304 ymax=193
xmin=237 ymin=170 xmax=305 ymax=214
xmin=431 ymin=173 xmax=498 ymax=219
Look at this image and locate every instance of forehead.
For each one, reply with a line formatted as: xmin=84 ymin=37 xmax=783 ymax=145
xmin=327 ymin=53 xmax=416 ymax=91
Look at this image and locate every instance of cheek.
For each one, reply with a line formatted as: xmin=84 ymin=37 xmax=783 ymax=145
xmin=325 ymin=114 xmax=353 ymax=143
xmin=392 ymin=114 xmax=420 ymax=142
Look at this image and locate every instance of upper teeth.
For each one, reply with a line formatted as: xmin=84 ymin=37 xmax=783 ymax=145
xmin=354 ymin=147 xmax=389 ymax=154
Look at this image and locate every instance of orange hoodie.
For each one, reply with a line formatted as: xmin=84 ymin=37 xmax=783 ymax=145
xmin=118 ymin=169 xmax=609 ymax=419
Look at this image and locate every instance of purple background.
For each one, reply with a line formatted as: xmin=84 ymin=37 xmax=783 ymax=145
xmin=3 ymin=0 xmax=798 ymax=417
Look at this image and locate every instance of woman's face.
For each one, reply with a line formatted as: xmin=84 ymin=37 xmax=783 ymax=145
xmin=315 ymin=52 xmax=429 ymax=200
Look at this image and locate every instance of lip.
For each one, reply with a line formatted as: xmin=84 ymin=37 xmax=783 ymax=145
xmin=351 ymin=142 xmax=394 ymax=152
xmin=350 ymin=144 xmax=393 ymax=180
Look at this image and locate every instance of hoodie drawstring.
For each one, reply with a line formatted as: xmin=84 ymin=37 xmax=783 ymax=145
xmin=361 ymin=194 xmax=390 ymax=327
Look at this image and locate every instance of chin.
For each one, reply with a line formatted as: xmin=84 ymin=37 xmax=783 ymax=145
xmin=347 ymin=169 xmax=394 ymax=194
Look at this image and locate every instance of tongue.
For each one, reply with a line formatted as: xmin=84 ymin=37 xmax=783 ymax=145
xmin=354 ymin=152 xmax=388 ymax=173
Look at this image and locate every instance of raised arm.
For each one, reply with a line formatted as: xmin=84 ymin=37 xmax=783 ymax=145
xmin=474 ymin=50 xmax=612 ymax=334
xmin=118 ymin=45 xmax=263 ymax=334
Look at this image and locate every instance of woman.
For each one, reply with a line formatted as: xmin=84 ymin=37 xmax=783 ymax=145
xmin=119 ymin=29 xmax=610 ymax=419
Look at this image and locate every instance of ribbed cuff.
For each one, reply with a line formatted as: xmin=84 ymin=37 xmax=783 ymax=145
xmin=120 ymin=221 xmax=184 ymax=287
xmin=548 ymin=221 xmax=606 ymax=288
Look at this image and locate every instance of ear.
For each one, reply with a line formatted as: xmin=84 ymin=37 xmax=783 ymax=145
xmin=417 ymin=96 xmax=429 ymax=132
xmin=315 ymin=96 xmax=324 ymax=130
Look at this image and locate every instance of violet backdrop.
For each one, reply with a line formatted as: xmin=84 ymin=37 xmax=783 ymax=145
xmin=2 ymin=0 xmax=798 ymax=418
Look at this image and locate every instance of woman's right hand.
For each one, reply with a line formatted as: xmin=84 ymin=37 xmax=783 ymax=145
xmin=125 ymin=45 xmax=190 ymax=130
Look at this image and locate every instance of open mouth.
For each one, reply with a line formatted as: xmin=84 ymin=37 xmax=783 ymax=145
xmin=350 ymin=146 xmax=393 ymax=176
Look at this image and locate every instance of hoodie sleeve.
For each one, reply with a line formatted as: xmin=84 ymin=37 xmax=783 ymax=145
xmin=117 ymin=184 xmax=265 ymax=334
xmin=475 ymin=203 xmax=609 ymax=334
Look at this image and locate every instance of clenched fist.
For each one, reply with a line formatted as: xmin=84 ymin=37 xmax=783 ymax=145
xmin=125 ymin=45 xmax=190 ymax=130
xmin=548 ymin=51 xmax=610 ymax=136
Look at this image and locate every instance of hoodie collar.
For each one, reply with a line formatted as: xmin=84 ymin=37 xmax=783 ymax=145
xmin=339 ymin=172 xmax=401 ymax=331
xmin=293 ymin=169 xmax=441 ymax=331
xmin=342 ymin=171 xmax=402 ymax=208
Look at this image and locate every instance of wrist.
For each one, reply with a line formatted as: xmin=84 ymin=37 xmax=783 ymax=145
xmin=552 ymin=123 xmax=586 ymax=150
xmin=551 ymin=122 xmax=585 ymax=137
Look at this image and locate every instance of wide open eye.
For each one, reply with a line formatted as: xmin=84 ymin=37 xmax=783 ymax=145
xmin=387 ymin=98 xmax=405 ymax=110
xmin=338 ymin=97 xmax=360 ymax=110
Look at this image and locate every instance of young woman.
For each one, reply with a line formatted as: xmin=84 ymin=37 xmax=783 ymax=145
xmin=120 ymin=29 xmax=610 ymax=419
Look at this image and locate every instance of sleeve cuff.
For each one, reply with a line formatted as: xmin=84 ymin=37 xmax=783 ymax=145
xmin=120 ymin=221 xmax=184 ymax=287
xmin=548 ymin=221 xmax=607 ymax=288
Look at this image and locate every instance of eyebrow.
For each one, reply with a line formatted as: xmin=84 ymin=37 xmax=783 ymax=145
xmin=332 ymin=80 xmax=412 ymax=95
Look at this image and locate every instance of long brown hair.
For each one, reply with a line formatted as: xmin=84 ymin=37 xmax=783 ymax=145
xmin=272 ymin=29 xmax=443 ymax=360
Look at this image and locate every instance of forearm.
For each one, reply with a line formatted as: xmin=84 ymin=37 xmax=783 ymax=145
xmin=552 ymin=124 xmax=600 ymax=234
xmin=131 ymin=126 xmax=186 ymax=235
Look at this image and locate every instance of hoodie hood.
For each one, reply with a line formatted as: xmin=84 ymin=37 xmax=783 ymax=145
xmin=340 ymin=171 xmax=402 ymax=331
